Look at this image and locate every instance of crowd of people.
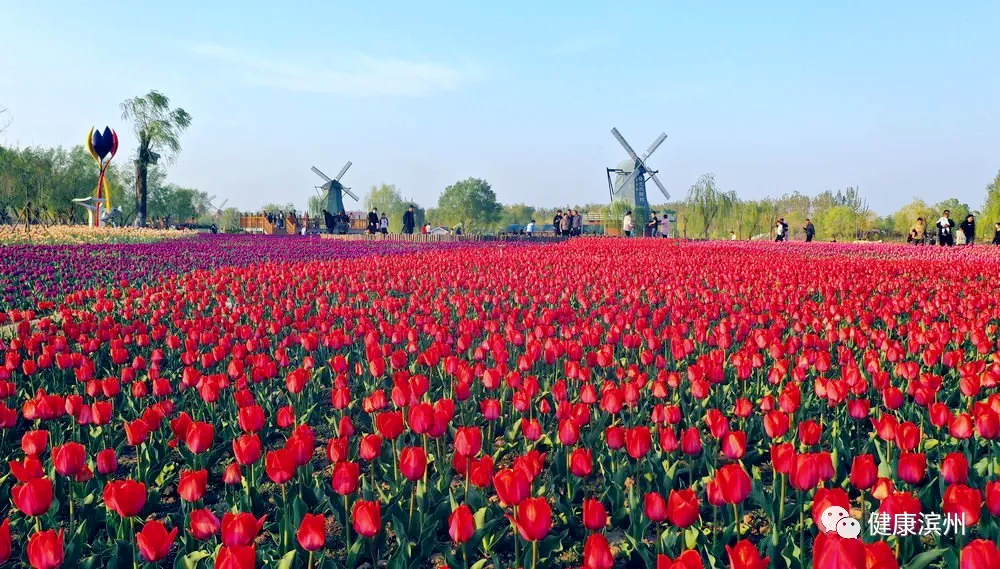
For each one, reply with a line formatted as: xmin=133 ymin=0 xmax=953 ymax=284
xmin=907 ymin=210 xmax=1000 ymax=246
xmin=622 ymin=210 xmax=672 ymax=237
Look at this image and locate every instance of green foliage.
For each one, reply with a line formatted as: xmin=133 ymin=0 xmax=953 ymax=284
xmin=219 ymin=208 xmax=242 ymax=233
xmin=259 ymin=203 xmax=296 ymax=215
xmin=498 ymin=203 xmax=536 ymax=228
xmin=980 ymin=171 xmax=1000 ymax=240
xmin=934 ymin=197 xmax=972 ymax=228
xmin=435 ymin=177 xmax=502 ymax=232
xmin=892 ymin=199 xmax=937 ymax=237
xmin=363 ymin=184 xmax=424 ymax=233
xmin=120 ymin=90 xmax=192 ymax=224
xmin=817 ymin=205 xmax=860 ymax=239
xmin=685 ymin=173 xmax=737 ymax=238
xmin=307 ymin=195 xmax=325 ymax=217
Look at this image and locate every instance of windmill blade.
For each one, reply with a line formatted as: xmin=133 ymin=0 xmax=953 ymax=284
xmin=613 ymin=167 xmax=641 ymax=199
xmin=611 ymin=128 xmax=640 ymax=162
xmin=311 ymin=166 xmax=332 ymax=182
xmin=343 ymin=187 xmax=360 ymax=201
xmin=218 ymin=199 xmax=229 ymax=210
xmin=649 ymin=172 xmax=670 ymax=200
xmin=335 ymin=161 xmax=352 ymax=181
xmin=643 ymin=133 xmax=667 ymax=159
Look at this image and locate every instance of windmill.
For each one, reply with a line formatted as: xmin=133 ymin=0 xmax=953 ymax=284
xmin=312 ymin=162 xmax=358 ymax=218
xmin=203 ymin=195 xmax=229 ymax=217
xmin=606 ymin=128 xmax=669 ymax=234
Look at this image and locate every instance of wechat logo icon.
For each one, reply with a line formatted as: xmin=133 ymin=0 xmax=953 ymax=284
xmin=821 ymin=506 xmax=861 ymax=539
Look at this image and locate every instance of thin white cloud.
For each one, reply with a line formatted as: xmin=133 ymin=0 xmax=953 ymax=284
xmin=190 ymin=43 xmax=476 ymax=97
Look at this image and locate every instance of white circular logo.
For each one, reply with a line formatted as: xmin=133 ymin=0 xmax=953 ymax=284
xmin=821 ymin=506 xmax=860 ymax=538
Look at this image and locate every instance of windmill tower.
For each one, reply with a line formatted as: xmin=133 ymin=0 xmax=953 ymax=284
xmin=311 ymin=162 xmax=358 ymax=217
xmin=606 ymin=128 xmax=670 ymax=234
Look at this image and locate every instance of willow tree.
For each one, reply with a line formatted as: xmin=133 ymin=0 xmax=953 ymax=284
xmin=120 ymin=91 xmax=192 ymax=226
xmin=686 ymin=173 xmax=737 ymax=238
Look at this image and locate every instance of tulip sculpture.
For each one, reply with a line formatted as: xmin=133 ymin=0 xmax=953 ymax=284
xmin=74 ymin=126 xmax=119 ymax=227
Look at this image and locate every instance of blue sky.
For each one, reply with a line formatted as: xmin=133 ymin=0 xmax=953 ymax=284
xmin=2 ymin=0 xmax=999 ymax=214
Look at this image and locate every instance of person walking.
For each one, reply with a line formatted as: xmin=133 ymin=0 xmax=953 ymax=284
xmin=960 ymin=214 xmax=976 ymax=246
xmin=559 ymin=211 xmax=571 ymax=236
xmin=553 ymin=210 xmax=563 ymax=235
xmin=525 ymin=219 xmax=535 ymax=236
xmin=804 ymin=219 xmax=816 ymax=242
xmin=379 ymin=212 xmax=389 ymax=235
xmin=572 ymin=210 xmax=583 ymax=236
xmin=908 ymin=217 xmax=926 ymax=245
xmin=622 ymin=211 xmax=634 ymax=237
xmin=993 ymin=222 xmax=1000 ymax=245
xmin=659 ymin=214 xmax=671 ymax=237
xmin=647 ymin=210 xmax=660 ymax=237
xmin=774 ymin=218 xmax=785 ymax=242
xmin=936 ymin=210 xmax=955 ymax=246
xmin=402 ymin=206 xmax=415 ymax=235
xmin=367 ymin=208 xmax=379 ymax=235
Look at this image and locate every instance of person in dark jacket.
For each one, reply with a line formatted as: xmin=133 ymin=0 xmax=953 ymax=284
xmin=367 ymin=208 xmax=379 ymax=234
xmin=647 ymin=211 xmax=660 ymax=237
xmin=960 ymin=214 xmax=976 ymax=245
xmin=402 ymin=206 xmax=416 ymax=234
xmin=553 ymin=210 xmax=563 ymax=236
xmin=804 ymin=219 xmax=816 ymax=242
xmin=936 ymin=210 xmax=956 ymax=246
xmin=993 ymin=222 xmax=1000 ymax=245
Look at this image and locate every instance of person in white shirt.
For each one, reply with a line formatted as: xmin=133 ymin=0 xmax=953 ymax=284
xmin=525 ymin=220 xmax=535 ymax=236
xmin=622 ymin=211 xmax=634 ymax=237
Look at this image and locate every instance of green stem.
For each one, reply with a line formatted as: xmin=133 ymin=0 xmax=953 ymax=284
xmin=131 ymin=517 xmax=139 ymax=569
xmin=733 ymin=503 xmax=740 ymax=539
xmin=344 ymin=494 xmax=351 ymax=555
xmin=532 ymin=540 xmax=538 ymax=569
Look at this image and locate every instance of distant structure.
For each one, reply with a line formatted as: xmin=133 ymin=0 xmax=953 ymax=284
xmin=311 ymin=162 xmax=358 ymax=219
xmin=606 ymin=128 xmax=670 ymax=233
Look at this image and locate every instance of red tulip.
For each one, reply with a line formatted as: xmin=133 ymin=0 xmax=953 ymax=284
xmin=265 ymin=449 xmax=297 ymax=484
xmin=812 ymin=487 xmax=850 ymax=531
xmin=557 ymin=419 xmax=580 ymax=446
xmin=721 ymin=430 xmax=747 ymax=459
xmin=985 ymin=480 xmax=1000 ymax=517
xmin=896 ymin=452 xmax=926 ymax=484
xmin=605 ymin=425 xmax=625 ymax=450
xmin=296 ymin=513 xmax=326 ymax=551
xmin=51 ymin=442 xmax=87 ymax=477
xmin=850 ymin=454 xmax=877 ymax=490
xmin=233 ymin=434 xmax=262 ymax=465
xmin=124 ymin=419 xmax=150 ymax=446
xmin=667 ymin=489 xmax=700 ymax=528
xmin=455 ymin=426 xmax=483 ymax=457
xmin=331 ymin=461 xmax=360 ymax=495
xmin=137 ymin=520 xmax=178 ymax=562
xmin=763 ymin=411 xmax=790 ymax=439
xmin=10 ymin=456 xmax=44 ymax=482
xmin=644 ymin=492 xmax=668 ymax=522
xmin=582 ymin=498 xmax=608 ymax=530
xmin=812 ymin=532 xmax=865 ymax=569
xmin=237 ymin=405 xmax=266 ymax=433
xmin=657 ymin=550 xmax=704 ymax=569
xmin=941 ymin=452 xmax=969 ymax=484
xmin=26 ymin=529 xmax=63 ymax=569
xmin=178 ymin=469 xmax=208 ymax=502
xmin=680 ymin=427 xmax=702 ymax=455
xmin=221 ymin=512 xmax=267 ymax=547
xmin=185 ymin=421 xmax=215 ymax=454
xmin=625 ymin=426 xmax=651 ymax=459
xmin=583 ymin=533 xmax=615 ymax=569
xmin=22 ymin=430 xmax=49 ymax=457
xmin=962 ymin=539 xmax=1000 ymax=569
xmin=448 ymin=505 xmax=476 ymax=543
xmin=569 ymin=447 xmax=593 ymax=477
xmin=215 ymin=545 xmax=257 ymax=569
xmin=0 ymin=519 xmax=9 ymax=564
xmin=864 ymin=541 xmax=898 ymax=569
xmin=13 ymin=477 xmax=54 ymax=516
xmin=376 ymin=411 xmax=405 ymax=440
xmin=103 ymin=479 xmax=147 ymax=517
xmin=726 ymin=540 xmax=769 ymax=569
xmin=399 ymin=446 xmax=427 ymax=481
xmin=224 ymin=463 xmax=243 ymax=485
xmin=716 ymin=463 xmax=752 ymax=504
xmin=189 ymin=508 xmax=221 ymax=540
xmin=494 ymin=468 xmax=530 ymax=507
xmin=944 ymin=484 xmax=982 ymax=526
xmin=359 ymin=434 xmax=383 ymax=461
xmin=512 ymin=497 xmax=552 ymax=542
xmin=878 ymin=492 xmax=922 ymax=534
xmin=352 ymin=500 xmax=382 ymax=538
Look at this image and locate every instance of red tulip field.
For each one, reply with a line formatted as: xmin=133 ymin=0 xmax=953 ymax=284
xmin=3 ymin=236 xmax=1000 ymax=569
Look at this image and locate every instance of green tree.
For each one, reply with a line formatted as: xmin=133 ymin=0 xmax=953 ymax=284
xmin=120 ymin=90 xmax=193 ymax=226
xmin=260 ymin=203 xmax=296 ymax=214
xmin=308 ymin=195 xmax=325 ymax=217
xmin=435 ymin=177 xmax=502 ymax=232
xmin=980 ymin=171 xmax=1000 ymax=240
xmin=219 ymin=207 xmax=243 ymax=233
xmin=363 ymin=183 xmax=409 ymax=232
xmin=934 ymin=198 xmax=971 ymax=230
xmin=499 ymin=203 xmax=536 ymax=229
xmin=892 ymin=199 xmax=937 ymax=239
xmin=818 ymin=205 xmax=858 ymax=239
xmin=686 ymin=173 xmax=737 ymax=238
